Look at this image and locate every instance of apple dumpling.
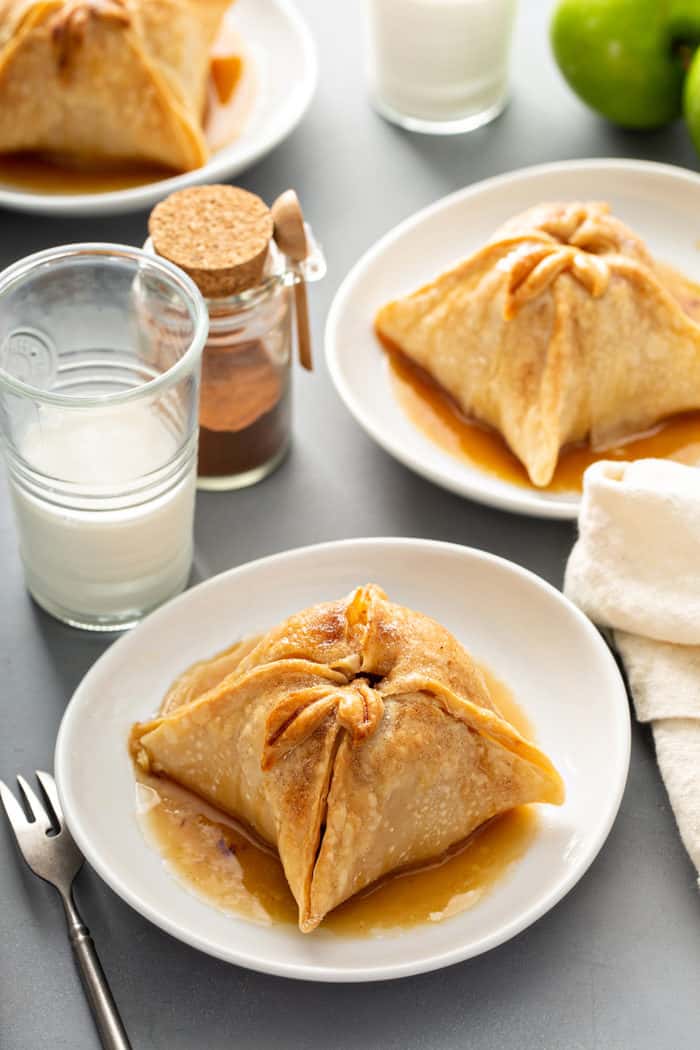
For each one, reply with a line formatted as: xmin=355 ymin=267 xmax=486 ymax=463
xmin=0 ymin=0 xmax=230 ymax=171
xmin=375 ymin=201 xmax=700 ymax=486
xmin=130 ymin=584 xmax=564 ymax=932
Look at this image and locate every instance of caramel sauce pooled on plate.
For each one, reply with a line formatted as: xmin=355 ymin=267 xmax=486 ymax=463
xmin=135 ymin=664 xmax=539 ymax=935
xmin=0 ymin=155 xmax=173 ymax=195
xmin=381 ymin=338 xmax=700 ymax=494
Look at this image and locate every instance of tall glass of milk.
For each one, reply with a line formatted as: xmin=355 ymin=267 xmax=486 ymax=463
xmin=0 ymin=244 xmax=208 ymax=631
xmin=365 ymin=0 xmax=518 ymax=134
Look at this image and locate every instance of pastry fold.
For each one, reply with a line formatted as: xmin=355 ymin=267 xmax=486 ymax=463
xmin=0 ymin=0 xmax=230 ymax=170
xmin=131 ymin=584 xmax=564 ymax=931
xmin=375 ymin=201 xmax=700 ymax=486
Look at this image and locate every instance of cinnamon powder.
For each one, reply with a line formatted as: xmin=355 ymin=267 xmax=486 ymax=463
xmin=197 ymin=337 xmax=290 ymax=477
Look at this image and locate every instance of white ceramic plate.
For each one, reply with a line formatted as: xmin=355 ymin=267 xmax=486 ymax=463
xmin=325 ymin=159 xmax=700 ymax=519
xmin=55 ymin=538 xmax=629 ymax=982
xmin=0 ymin=0 xmax=316 ymax=217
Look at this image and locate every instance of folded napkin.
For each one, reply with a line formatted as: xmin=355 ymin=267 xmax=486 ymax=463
xmin=565 ymin=458 xmax=700 ymax=883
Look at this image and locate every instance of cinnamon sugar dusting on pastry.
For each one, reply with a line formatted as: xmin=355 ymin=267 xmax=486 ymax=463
xmin=51 ymin=0 xmax=130 ymax=71
xmin=501 ymin=241 xmax=610 ymax=319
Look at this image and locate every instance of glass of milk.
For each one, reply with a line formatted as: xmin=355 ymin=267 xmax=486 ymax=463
xmin=365 ymin=0 xmax=518 ymax=134
xmin=0 ymin=244 xmax=208 ymax=631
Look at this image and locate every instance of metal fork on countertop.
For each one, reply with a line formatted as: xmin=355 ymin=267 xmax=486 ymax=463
xmin=1 ymin=771 xmax=132 ymax=1050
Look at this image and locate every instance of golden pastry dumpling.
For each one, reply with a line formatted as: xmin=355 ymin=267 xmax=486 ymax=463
xmin=131 ymin=585 xmax=564 ymax=932
xmin=375 ymin=201 xmax=700 ymax=486
xmin=0 ymin=0 xmax=230 ymax=171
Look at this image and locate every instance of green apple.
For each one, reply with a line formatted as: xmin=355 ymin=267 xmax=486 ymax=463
xmin=551 ymin=0 xmax=700 ymax=129
xmin=684 ymin=45 xmax=700 ymax=151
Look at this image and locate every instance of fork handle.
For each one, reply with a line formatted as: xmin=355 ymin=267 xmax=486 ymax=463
xmin=62 ymin=895 xmax=132 ymax=1050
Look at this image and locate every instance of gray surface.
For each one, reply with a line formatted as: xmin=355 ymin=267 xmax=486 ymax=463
xmin=1 ymin=1 xmax=699 ymax=1048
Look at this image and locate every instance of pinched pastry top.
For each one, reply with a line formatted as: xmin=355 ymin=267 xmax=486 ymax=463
xmin=131 ymin=585 xmax=564 ymax=931
xmin=0 ymin=0 xmax=230 ymax=170
xmin=375 ymin=201 xmax=700 ymax=486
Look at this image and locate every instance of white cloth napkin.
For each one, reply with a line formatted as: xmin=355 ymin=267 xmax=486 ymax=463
xmin=564 ymin=458 xmax=700 ymax=883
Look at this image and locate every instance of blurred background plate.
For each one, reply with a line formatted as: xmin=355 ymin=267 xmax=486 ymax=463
xmin=0 ymin=0 xmax=317 ymax=217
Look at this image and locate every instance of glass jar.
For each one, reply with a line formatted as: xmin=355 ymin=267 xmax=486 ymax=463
xmin=145 ymin=235 xmax=326 ymax=491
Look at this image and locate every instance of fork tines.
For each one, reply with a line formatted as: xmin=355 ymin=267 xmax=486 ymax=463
xmin=0 ymin=771 xmax=79 ymax=884
xmin=1 ymin=771 xmax=60 ymax=833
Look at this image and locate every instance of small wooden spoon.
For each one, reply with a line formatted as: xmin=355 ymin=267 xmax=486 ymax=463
xmin=272 ymin=190 xmax=313 ymax=371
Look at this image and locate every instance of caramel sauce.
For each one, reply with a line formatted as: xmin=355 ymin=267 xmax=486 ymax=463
xmin=135 ymin=663 xmax=539 ymax=935
xmin=325 ymin=808 xmax=536 ymax=935
xmin=136 ymin=773 xmax=298 ymax=927
xmin=0 ymin=155 xmax=174 ymax=195
xmin=211 ymin=54 xmax=243 ymax=105
xmin=205 ymin=27 xmax=257 ymax=153
xmin=383 ymin=339 xmax=700 ymax=494
xmin=480 ymin=663 xmax=533 ymax=738
xmin=0 ymin=27 xmax=254 ymax=196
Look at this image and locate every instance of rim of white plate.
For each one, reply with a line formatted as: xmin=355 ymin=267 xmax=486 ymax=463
xmin=54 ymin=538 xmax=631 ymax=981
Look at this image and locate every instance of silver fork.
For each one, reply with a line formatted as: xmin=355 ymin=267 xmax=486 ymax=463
xmin=1 ymin=771 xmax=132 ymax=1050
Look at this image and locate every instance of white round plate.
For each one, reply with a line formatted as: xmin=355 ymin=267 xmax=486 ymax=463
xmin=0 ymin=0 xmax=316 ymax=217
xmin=326 ymin=159 xmax=700 ymax=519
xmin=55 ymin=539 xmax=629 ymax=982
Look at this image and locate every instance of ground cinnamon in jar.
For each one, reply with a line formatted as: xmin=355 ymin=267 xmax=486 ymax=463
xmin=197 ymin=327 xmax=291 ymax=478
xmin=149 ymin=184 xmax=292 ymax=489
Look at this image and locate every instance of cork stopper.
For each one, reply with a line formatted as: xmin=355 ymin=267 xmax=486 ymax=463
xmin=148 ymin=185 xmax=274 ymax=298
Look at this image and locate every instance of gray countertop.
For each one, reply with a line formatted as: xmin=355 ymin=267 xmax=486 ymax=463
xmin=2 ymin=2 xmax=699 ymax=1048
